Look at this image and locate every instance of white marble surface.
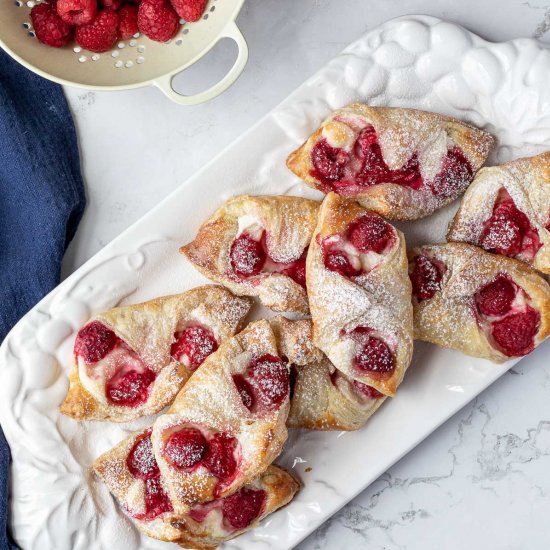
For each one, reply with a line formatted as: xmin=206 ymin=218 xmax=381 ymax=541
xmin=60 ymin=1 xmax=550 ymax=548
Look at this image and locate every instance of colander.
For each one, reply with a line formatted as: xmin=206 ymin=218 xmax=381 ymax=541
xmin=0 ymin=0 xmax=248 ymax=104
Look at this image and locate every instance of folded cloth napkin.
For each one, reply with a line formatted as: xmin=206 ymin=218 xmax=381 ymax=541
xmin=0 ymin=50 xmax=86 ymax=550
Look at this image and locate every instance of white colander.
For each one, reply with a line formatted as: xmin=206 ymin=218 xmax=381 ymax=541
xmin=0 ymin=0 xmax=247 ymax=104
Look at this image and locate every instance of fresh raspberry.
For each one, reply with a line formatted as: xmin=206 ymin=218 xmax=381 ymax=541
xmin=164 ymin=428 xmax=207 ymax=470
xmin=75 ymin=10 xmax=119 ymax=52
xmin=100 ymin=0 xmax=122 ymax=9
xmin=74 ymin=321 xmax=118 ymax=364
xmin=169 ymin=0 xmax=207 ymax=22
xmin=230 ymin=232 xmax=266 ymax=277
xmin=56 ymin=0 xmax=97 ymax=26
xmin=222 ymin=488 xmax=266 ymax=530
xmin=138 ymin=0 xmax=179 ymax=42
xmin=30 ymin=3 xmax=73 ymax=48
xmin=118 ymin=3 xmax=139 ymax=39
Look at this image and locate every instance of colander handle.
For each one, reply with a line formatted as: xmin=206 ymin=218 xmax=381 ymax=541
xmin=154 ymin=21 xmax=248 ymax=105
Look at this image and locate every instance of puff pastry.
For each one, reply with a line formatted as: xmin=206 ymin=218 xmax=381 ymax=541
xmin=93 ymin=427 xmax=299 ymax=550
xmin=180 ymin=195 xmax=320 ymax=314
xmin=60 ymin=286 xmax=251 ymax=422
xmin=92 ymin=429 xmax=300 ymax=549
xmin=287 ymin=104 xmax=493 ymax=220
xmin=151 ymin=320 xmax=290 ymax=515
xmin=410 ymin=242 xmax=550 ymax=362
xmin=269 ymin=317 xmax=387 ymax=431
xmin=447 ymin=152 xmax=550 ymax=274
xmin=306 ymin=192 xmax=414 ymax=396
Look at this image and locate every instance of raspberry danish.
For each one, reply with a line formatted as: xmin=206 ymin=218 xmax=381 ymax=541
xmin=181 ymin=195 xmax=320 ymax=314
xmin=60 ymin=286 xmax=251 ymax=422
xmin=151 ymin=320 xmax=290 ymax=514
xmin=93 ymin=427 xmax=299 ymax=548
xmin=269 ymin=317 xmax=387 ymax=431
xmin=306 ymin=192 xmax=414 ymax=396
xmin=447 ymin=152 xmax=550 ymax=274
xmin=287 ymin=104 xmax=493 ymax=220
xmin=410 ymin=243 xmax=550 ymax=362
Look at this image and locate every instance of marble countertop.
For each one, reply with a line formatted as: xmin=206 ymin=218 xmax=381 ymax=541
xmin=61 ymin=1 xmax=550 ymax=548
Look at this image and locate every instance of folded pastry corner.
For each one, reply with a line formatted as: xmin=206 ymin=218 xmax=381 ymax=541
xmin=60 ymin=286 xmax=251 ymax=422
xmin=287 ymin=104 xmax=493 ymax=220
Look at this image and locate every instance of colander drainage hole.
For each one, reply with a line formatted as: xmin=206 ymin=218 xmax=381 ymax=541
xmin=176 ymin=39 xmax=182 ymax=46
xmin=129 ymin=39 xmax=137 ymax=47
xmin=202 ymin=13 xmax=208 ymax=19
xmin=136 ymin=56 xmax=145 ymax=64
xmin=137 ymin=46 xmax=145 ymax=53
xmin=210 ymin=5 xmax=215 ymax=11
xmin=78 ymin=56 xmax=87 ymax=63
xmin=114 ymin=60 xmax=123 ymax=68
xmin=22 ymin=22 xmax=30 ymax=28
xmin=125 ymin=61 xmax=133 ymax=68
xmin=92 ymin=54 xmax=100 ymax=61
xmin=111 ymin=50 xmax=119 ymax=58
xmin=15 ymin=1 xmax=23 ymax=7
xmin=182 ymin=28 xmax=189 ymax=34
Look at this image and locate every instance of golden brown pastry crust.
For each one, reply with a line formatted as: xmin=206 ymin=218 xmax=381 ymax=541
xmin=411 ymin=242 xmax=550 ymax=362
xmin=447 ymin=152 xmax=550 ymax=274
xmin=60 ymin=286 xmax=251 ymax=422
xmin=269 ymin=317 xmax=386 ymax=431
xmin=151 ymin=320 xmax=290 ymax=515
xmin=180 ymin=195 xmax=320 ymax=314
xmin=306 ymin=193 xmax=414 ymax=396
xmin=93 ymin=428 xmax=299 ymax=548
xmin=287 ymin=104 xmax=493 ymax=220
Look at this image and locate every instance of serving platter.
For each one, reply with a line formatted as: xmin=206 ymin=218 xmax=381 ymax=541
xmin=1 ymin=14 xmax=550 ymax=550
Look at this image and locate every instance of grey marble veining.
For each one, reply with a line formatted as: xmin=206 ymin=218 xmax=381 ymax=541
xmin=61 ymin=1 xmax=550 ymax=548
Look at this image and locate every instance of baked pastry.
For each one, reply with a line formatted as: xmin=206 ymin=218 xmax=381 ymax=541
xmin=306 ymin=192 xmax=414 ymax=396
xmin=93 ymin=427 xmax=299 ymax=549
xmin=180 ymin=195 xmax=320 ymax=314
xmin=60 ymin=286 xmax=251 ymax=422
xmin=151 ymin=320 xmax=290 ymax=515
xmin=409 ymin=242 xmax=550 ymax=362
xmin=447 ymin=152 xmax=550 ymax=274
xmin=269 ymin=317 xmax=387 ymax=431
xmin=287 ymin=104 xmax=494 ymax=220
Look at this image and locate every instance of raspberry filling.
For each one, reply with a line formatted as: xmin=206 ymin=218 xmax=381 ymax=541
xmin=410 ymin=255 xmax=445 ymax=301
xmin=322 ymin=213 xmax=395 ymax=278
xmin=491 ymin=308 xmax=540 ymax=357
xmin=351 ymin=328 xmax=395 ymax=377
xmin=352 ymin=380 xmax=384 ymax=399
xmin=475 ymin=275 xmax=516 ymax=317
xmin=164 ymin=428 xmax=207 ymax=470
xmin=232 ymin=374 xmax=255 ymax=411
xmin=480 ymin=189 xmax=541 ymax=260
xmin=74 ymin=321 xmax=118 ymax=364
xmin=310 ymin=127 xmax=423 ymax=193
xmin=222 ymin=488 xmax=267 ymax=530
xmin=428 ymin=146 xmax=473 ymax=197
xmin=163 ymin=428 xmax=238 ymax=483
xmin=230 ymin=231 xmax=308 ymax=287
xmin=105 ymin=362 xmax=156 ymax=407
xmin=127 ymin=430 xmax=160 ymax=480
xmin=171 ymin=325 xmax=218 ymax=370
xmin=474 ymin=273 xmax=540 ymax=357
xmin=126 ymin=431 xmax=173 ymax=521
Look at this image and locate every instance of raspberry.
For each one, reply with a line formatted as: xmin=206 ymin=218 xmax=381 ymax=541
xmin=222 ymin=488 xmax=266 ymax=530
xmin=352 ymin=380 xmax=384 ymax=399
xmin=232 ymin=374 xmax=254 ymax=411
xmin=323 ymin=248 xmax=360 ymax=278
xmin=347 ymin=213 xmax=394 ymax=254
xmin=74 ymin=321 xmax=118 ymax=364
xmin=230 ymin=232 xmax=266 ymax=277
xmin=475 ymin=274 xmax=516 ymax=317
xmin=202 ymin=433 xmax=238 ymax=480
xmin=138 ymin=0 xmax=179 ymax=42
xmin=75 ymin=10 xmax=119 ymax=52
xmin=169 ymin=0 xmax=207 ymax=22
xmin=118 ymin=4 xmax=139 ymax=39
xmin=247 ymin=354 xmax=289 ymax=409
xmin=280 ymin=251 xmax=307 ymax=288
xmin=410 ymin=255 xmax=445 ymax=301
xmin=352 ymin=328 xmax=395 ymax=376
xmin=170 ymin=325 xmax=218 ymax=370
xmin=30 ymin=3 xmax=73 ymax=48
xmin=100 ymin=0 xmax=122 ymax=9
xmin=56 ymin=0 xmax=97 ymax=26
xmin=164 ymin=428 xmax=207 ymax=470
xmin=491 ymin=307 xmax=540 ymax=357
xmin=429 ymin=147 xmax=472 ymax=197
xmin=134 ymin=477 xmax=173 ymax=521
xmin=105 ymin=367 xmax=156 ymax=407
xmin=311 ymin=139 xmax=348 ymax=183
xmin=127 ymin=431 xmax=160 ymax=480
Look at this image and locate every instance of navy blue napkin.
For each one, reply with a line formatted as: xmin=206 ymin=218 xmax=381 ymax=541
xmin=0 ymin=50 xmax=86 ymax=550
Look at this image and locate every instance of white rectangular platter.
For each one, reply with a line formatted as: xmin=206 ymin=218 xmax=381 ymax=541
xmin=2 ymin=14 xmax=550 ymax=550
